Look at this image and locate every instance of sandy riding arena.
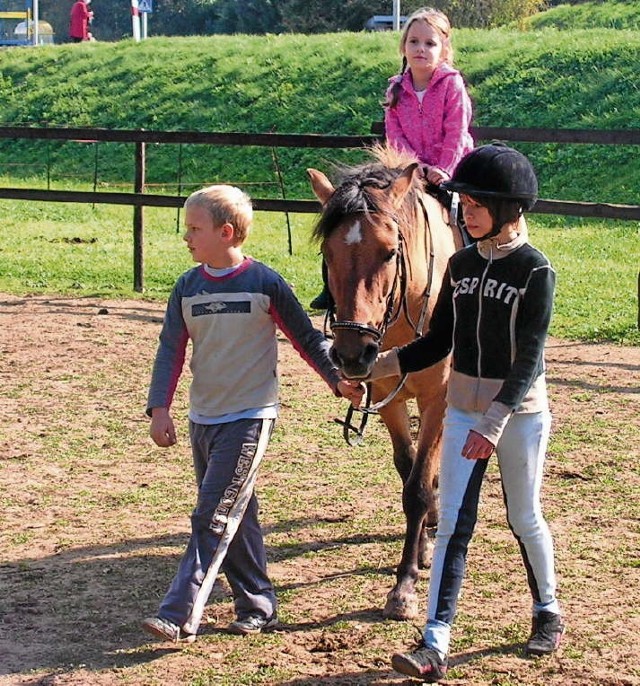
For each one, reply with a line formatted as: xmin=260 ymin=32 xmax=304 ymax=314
xmin=1 ymin=294 xmax=639 ymax=686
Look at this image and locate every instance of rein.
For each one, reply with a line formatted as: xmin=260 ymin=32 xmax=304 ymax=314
xmin=331 ymin=194 xmax=436 ymax=446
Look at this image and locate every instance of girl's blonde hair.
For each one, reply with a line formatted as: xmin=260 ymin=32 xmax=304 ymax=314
xmin=386 ymin=7 xmax=454 ymax=109
xmin=184 ymin=184 xmax=253 ymax=244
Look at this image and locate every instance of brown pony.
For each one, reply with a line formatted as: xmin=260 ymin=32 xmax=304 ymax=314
xmin=308 ymin=144 xmax=464 ymax=620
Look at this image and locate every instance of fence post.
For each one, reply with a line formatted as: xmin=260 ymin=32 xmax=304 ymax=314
xmin=133 ymin=141 xmax=145 ymax=292
xmin=92 ymin=142 xmax=99 ymax=209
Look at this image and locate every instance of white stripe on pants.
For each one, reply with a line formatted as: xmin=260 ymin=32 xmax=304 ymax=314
xmin=159 ymin=418 xmax=275 ymax=635
xmin=424 ymin=405 xmax=559 ymax=659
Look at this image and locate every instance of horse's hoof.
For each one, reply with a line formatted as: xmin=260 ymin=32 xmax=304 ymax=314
xmin=382 ymin=591 xmax=419 ymax=620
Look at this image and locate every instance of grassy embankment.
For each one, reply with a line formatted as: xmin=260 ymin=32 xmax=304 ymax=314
xmin=0 ymin=1 xmax=638 ymax=343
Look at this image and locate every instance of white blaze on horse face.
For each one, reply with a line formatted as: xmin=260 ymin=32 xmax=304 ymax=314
xmin=344 ymin=219 xmax=363 ymax=245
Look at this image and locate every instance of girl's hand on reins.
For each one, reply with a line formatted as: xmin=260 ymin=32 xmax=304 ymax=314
xmin=368 ymin=348 xmax=401 ymax=381
xmin=426 ymin=166 xmax=449 ymax=186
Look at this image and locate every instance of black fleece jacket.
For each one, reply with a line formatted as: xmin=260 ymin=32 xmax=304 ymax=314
xmin=397 ymin=238 xmax=555 ymax=413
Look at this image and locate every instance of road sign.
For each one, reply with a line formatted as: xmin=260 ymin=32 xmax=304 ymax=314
xmin=138 ymin=0 xmax=152 ymax=12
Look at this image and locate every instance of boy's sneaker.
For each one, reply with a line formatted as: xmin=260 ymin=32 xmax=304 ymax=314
xmin=142 ymin=616 xmax=196 ymax=643
xmin=391 ymin=642 xmax=448 ymax=683
xmin=525 ymin=611 xmax=565 ymax=656
xmin=227 ymin=614 xmax=278 ymax=635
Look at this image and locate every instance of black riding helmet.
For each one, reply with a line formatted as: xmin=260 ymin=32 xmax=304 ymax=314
xmin=441 ymin=142 xmax=538 ymax=209
xmin=441 ymin=143 xmax=538 ymax=239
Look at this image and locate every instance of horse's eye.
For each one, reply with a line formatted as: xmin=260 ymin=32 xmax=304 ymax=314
xmin=384 ymin=249 xmax=397 ymax=263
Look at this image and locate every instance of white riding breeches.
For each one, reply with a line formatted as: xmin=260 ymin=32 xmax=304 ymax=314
xmin=424 ymin=405 xmax=560 ymax=659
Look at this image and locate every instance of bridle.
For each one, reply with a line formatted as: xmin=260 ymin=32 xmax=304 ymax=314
xmin=329 ymin=195 xmax=436 ymax=445
xmin=329 ymin=224 xmax=407 ymax=344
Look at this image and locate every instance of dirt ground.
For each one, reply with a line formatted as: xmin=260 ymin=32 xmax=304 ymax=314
xmin=0 ymin=294 xmax=639 ymax=686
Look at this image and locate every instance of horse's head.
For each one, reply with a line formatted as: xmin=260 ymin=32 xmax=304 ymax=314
xmin=308 ymin=146 xmax=422 ymax=379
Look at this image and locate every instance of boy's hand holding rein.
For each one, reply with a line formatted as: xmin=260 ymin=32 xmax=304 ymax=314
xmin=337 ymin=379 xmax=366 ymax=408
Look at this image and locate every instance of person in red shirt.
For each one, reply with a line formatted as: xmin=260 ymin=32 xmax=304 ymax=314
xmin=69 ymin=0 xmax=93 ymax=42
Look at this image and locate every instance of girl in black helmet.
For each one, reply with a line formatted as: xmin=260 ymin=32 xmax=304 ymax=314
xmin=371 ymin=143 xmax=564 ymax=682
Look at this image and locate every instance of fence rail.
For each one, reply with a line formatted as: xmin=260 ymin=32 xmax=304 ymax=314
xmin=1 ymin=186 xmax=638 ymax=222
xmin=1 ymin=124 xmax=639 ymax=221
xmin=372 ymin=122 xmax=640 ymax=146
xmin=0 ymin=124 xmax=638 ymax=293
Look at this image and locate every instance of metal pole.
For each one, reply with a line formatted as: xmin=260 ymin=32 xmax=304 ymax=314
xmin=46 ymin=139 xmax=51 ymax=190
xmin=92 ymin=141 xmax=99 ymax=208
xmin=33 ymin=0 xmax=39 ymax=45
xmin=175 ymin=143 xmax=183 ymax=233
xmin=393 ymin=0 xmax=401 ymax=31
xmin=131 ymin=0 xmax=141 ymax=41
xmin=270 ymin=146 xmax=293 ymax=256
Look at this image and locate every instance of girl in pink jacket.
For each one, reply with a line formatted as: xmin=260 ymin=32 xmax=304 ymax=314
xmin=384 ymin=8 xmax=474 ymax=187
xmin=309 ymin=8 xmax=473 ymax=311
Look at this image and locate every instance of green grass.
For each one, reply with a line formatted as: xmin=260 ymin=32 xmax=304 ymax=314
xmin=0 ymin=188 xmax=638 ymax=344
xmin=0 ymin=4 xmax=638 ymax=344
xmin=0 ymin=20 xmax=639 ymax=204
xmin=526 ymin=0 xmax=640 ymax=30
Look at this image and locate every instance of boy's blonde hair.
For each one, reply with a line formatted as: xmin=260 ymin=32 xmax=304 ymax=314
xmin=400 ymin=7 xmax=453 ymax=66
xmin=184 ymin=185 xmax=253 ymax=245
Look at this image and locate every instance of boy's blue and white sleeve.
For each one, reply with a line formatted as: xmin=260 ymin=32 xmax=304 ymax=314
xmin=146 ymin=280 xmax=190 ymax=415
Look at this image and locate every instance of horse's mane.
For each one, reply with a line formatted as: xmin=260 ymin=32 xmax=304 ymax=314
xmin=312 ymin=143 xmax=423 ymax=244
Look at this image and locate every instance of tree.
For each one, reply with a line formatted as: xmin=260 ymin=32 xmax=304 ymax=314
xmin=40 ymin=0 xmax=222 ymax=42
xmin=39 ymin=0 xmax=549 ymax=43
xmin=279 ymin=0 xmax=388 ymax=33
xmin=211 ymin=0 xmax=283 ymax=35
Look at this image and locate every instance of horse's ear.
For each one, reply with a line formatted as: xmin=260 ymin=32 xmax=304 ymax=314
xmin=389 ymin=163 xmax=421 ymax=209
xmin=307 ymin=168 xmax=335 ymax=206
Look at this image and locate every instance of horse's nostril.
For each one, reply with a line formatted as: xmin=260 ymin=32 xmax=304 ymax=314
xmin=363 ymin=342 xmax=379 ymax=364
xmin=330 ymin=347 xmax=343 ymax=368
xmin=330 ymin=341 xmax=379 ymax=377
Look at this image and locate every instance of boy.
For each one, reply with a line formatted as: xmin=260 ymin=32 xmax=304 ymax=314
xmin=142 ymin=185 xmax=363 ymax=643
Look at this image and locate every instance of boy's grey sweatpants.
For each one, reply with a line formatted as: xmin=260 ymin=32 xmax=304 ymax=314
xmin=158 ymin=418 xmax=277 ymax=635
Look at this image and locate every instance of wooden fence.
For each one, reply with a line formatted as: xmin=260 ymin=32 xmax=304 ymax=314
xmin=0 ymin=125 xmax=638 ymax=294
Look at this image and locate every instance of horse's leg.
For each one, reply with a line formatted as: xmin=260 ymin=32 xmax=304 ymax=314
xmin=379 ymin=375 xmax=448 ymax=621
xmin=413 ymin=386 xmax=446 ymax=569
xmin=378 ymin=400 xmax=423 ymax=621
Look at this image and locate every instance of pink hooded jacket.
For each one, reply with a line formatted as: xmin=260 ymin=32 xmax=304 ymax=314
xmin=384 ymin=63 xmax=474 ymax=177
